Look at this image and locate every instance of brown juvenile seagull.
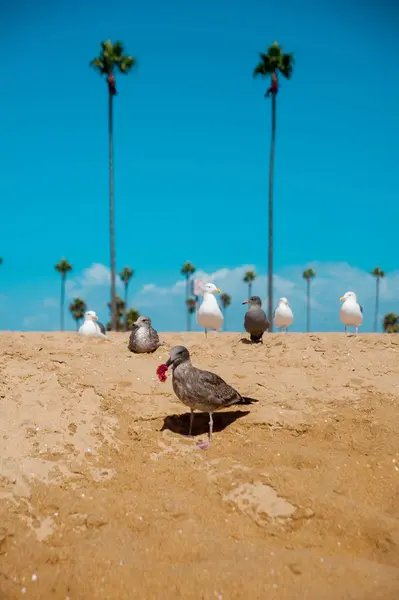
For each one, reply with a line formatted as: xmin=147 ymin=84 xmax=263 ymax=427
xmin=165 ymin=345 xmax=258 ymax=450
xmin=128 ymin=315 xmax=163 ymax=353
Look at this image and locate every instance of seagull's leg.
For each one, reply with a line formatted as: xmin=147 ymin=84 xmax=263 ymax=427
xmin=197 ymin=412 xmax=213 ymax=450
xmin=205 ymin=329 xmax=208 ymax=338
xmin=355 ymin=326 xmax=358 ymax=335
xmin=188 ymin=409 xmax=194 ymax=436
xmin=345 ymin=325 xmax=347 ymax=335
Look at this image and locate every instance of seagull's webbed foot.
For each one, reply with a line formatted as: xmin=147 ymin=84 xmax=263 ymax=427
xmin=197 ymin=440 xmax=211 ymax=450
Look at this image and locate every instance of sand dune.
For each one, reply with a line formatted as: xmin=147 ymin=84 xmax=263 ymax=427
xmin=1 ymin=332 xmax=399 ymax=599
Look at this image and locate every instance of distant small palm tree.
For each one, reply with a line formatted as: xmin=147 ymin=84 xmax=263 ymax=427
xmin=371 ymin=267 xmax=385 ymax=332
xmin=383 ymin=313 xmax=399 ymax=334
xmin=303 ymin=268 xmax=316 ymax=332
xmin=55 ymin=258 xmax=72 ymax=331
xmin=243 ymin=270 xmax=256 ymax=297
xmin=107 ymin=295 xmax=126 ymax=331
xmin=69 ymin=298 xmax=87 ymax=330
xmin=220 ymin=293 xmax=232 ymax=331
xmin=0 ymin=257 xmax=3 ymax=265
xmin=254 ymin=41 xmax=294 ymax=331
xmin=126 ymin=307 xmax=140 ymax=330
xmin=181 ymin=262 xmax=196 ymax=331
xmin=186 ymin=298 xmax=197 ymax=331
xmin=119 ymin=266 xmax=134 ymax=331
xmin=91 ymin=40 xmax=136 ymax=331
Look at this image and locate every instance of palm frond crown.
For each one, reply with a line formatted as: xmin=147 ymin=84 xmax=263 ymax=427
xmin=55 ymin=258 xmax=72 ymax=276
xmin=220 ymin=293 xmax=231 ymax=309
xmin=303 ymin=268 xmax=316 ymax=280
xmin=90 ymin=39 xmax=136 ymax=76
xmin=181 ymin=262 xmax=196 ymax=277
xmin=253 ymin=41 xmax=294 ymax=79
xmin=243 ymin=270 xmax=256 ymax=284
xmin=119 ymin=266 xmax=134 ymax=284
xmin=371 ymin=267 xmax=385 ymax=278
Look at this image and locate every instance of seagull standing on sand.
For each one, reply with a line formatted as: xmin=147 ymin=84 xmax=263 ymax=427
xmin=164 ymin=346 xmax=258 ymax=449
xmin=340 ymin=291 xmax=363 ymax=334
xmin=197 ymin=283 xmax=224 ymax=337
xmin=128 ymin=315 xmax=162 ymax=353
xmin=273 ymin=297 xmax=294 ymax=332
xmin=242 ymin=296 xmax=269 ymax=343
xmin=78 ymin=311 xmax=107 ymax=338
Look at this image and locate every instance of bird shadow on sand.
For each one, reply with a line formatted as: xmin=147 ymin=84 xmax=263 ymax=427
xmin=161 ymin=410 xmax=250 ymax=438
xmin=234 ymin=337 xmax=263 ymax=346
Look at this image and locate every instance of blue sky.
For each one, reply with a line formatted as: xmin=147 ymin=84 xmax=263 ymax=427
xmin=1 ymin=0 xmax=398 ymax=332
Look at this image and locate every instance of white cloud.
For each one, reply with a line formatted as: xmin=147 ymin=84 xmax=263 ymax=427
xmin=134 ymin=262 xmax=399 ymax=332
xmin=66 ymin=263 xmax=122 ymax=300
xmin=43 ymin=297 xmax=58 ymax=309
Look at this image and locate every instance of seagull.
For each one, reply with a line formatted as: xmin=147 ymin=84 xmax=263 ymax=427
xmin=242 ymin=296 xmax=269 ymax=343
xmin=164 ymin=345 xmax=258 ymax=449
xmin=340 ymin=291 xmax=363 ymax=334
xmin=128 ymin=315 xmax=163 ymax=353
xmin=197 ymin=282 xmax=224 ymax=337
xmin=273 ymin=297 xmax=294 ymax=332
xmin=78 ymin=311 xmax=107 ymax=338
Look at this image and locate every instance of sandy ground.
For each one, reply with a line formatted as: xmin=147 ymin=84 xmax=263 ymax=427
xmin=0 ymin=331 xmax=399 ymax=599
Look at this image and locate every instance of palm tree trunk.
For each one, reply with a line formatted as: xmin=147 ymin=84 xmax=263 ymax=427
xmin=186 ymin=275 xmax=190 ymax=331
xmin=374 ymin=277 xmax=380 ymax=332
xmin=248 ymin=283 xmax=252 ymax=297
xmin=109 ymin=87 xmax=117 ymax=331
xmin=306 ymin=278 xmax=310 ymax=333
xmin=267 ymin=91 xmax=276 ymax=331
xmin=124 ymin=282 xmax=128 ymax=332
xmin=60 ymin=274 xmax=65 ymax=331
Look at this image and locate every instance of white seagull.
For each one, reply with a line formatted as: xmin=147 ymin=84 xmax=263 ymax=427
xmin=197 ymin=283 xmax=224 ymax=337
xmin=340 ymin=291 xmax=363 ymax=334
xmin=79 ymin=311 xmax=108 ymax=338
xmin=273 ymin=297 xmax=294 ymax=332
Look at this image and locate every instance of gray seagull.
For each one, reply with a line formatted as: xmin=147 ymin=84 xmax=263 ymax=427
xmin=242 ymin=296 xmax=269 ymax=343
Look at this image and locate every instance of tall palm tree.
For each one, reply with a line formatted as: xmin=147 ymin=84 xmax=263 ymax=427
xmin=220 ymin=293 xmax=231 ymax=331
xmin=180 ymin=262 xmax=196 ymax=331
xmin=119 ymin=266 xmax=134 ymax=331
xmin=126 ymin=307 xmax=140 ymax=330
xmin=371 ymin=267 xmax=385 ymax=332
xmin=253 ymin=41 xmax=294 ymax=331
xmin=303 ymin=268 xmax=316 ymax=332
xmin=243 ymin=270 xmax=256 ymax=297
xmin=383 ymin=312 xmax=399 ymax=334
xmin=69 ymin=298 xmax=87 ymax=331
xmin=55 ymin=258 xmax=72 ymax=331
xmin=90 ymin=40 xmax=136 ymax=331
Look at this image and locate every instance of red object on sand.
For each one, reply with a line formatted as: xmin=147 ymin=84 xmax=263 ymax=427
xmin=156 ymin=364 xmax=168 ymax=382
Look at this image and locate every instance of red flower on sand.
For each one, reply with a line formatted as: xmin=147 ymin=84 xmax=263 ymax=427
xmin=156 ymin=364 xmax=168 ymax=382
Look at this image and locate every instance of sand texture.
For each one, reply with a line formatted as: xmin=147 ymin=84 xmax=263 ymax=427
xmin=1 ymin=332 xmax=399 ymax=599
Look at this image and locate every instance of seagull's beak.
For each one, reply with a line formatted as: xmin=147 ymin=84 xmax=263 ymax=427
xmin=216 ymin=289 xmax=221 ymax=294
xmin=339 ymin=296 xmax=345 ymax=302
xmin=242 ymin=300 xmax=249 ymax=305
xmin=165 ymin=357 xmax=173 ymax=367
xmin=93 ymin=315 xmax=98 ymax=321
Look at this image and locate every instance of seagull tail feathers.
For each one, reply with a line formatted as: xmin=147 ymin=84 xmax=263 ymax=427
xmin=239 ymin=396 xmax=259 ymax=405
